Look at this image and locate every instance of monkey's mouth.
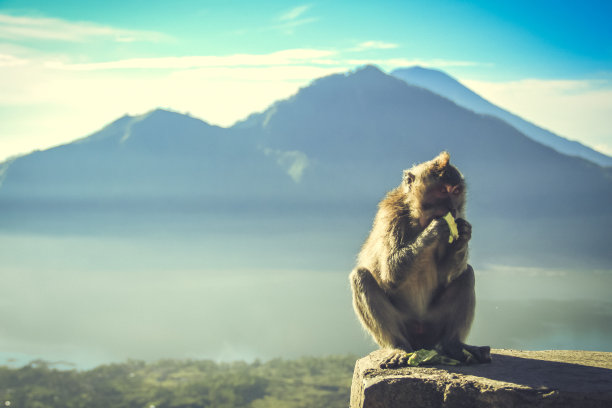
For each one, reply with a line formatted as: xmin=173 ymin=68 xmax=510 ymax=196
xmin=429 ymin=206 xmax=457 ymax=218
xmin=422 ymin=200 xmax=455 ymax=214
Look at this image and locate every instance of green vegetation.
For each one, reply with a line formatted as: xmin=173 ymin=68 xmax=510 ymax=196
xmin=0 ymin=355 xmax=356 ymax=408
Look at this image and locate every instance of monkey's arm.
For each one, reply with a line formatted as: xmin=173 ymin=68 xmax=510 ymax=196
xmin=381 ymin=218 xmax=450 ymax=288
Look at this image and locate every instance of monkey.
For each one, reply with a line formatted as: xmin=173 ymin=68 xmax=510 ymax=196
xmin=349 ymin=151 xmax=490 ymax=367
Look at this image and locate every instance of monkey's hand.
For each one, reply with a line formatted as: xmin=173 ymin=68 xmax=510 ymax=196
xmin=454 ymin=218 xmax=472 ymax=244
xmin=422 ymin=217 xmax=451 ymax=247
xmin=387 ymin=217 xmax=463 ymax=287
xmin=386 ymin=218 xmax=450 ymax=286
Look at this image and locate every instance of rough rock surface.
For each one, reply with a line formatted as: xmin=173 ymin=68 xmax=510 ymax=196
xmin=350 ymin=349 xmax=612 ymax=408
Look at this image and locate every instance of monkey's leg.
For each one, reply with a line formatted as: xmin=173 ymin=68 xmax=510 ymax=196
xmin=350 ymin=267 xmax=416 ymax=369
xmin=350 ymin=267 xmax=412 ymax=352
xmin=428 ymin=265 xmax=491 ymax=363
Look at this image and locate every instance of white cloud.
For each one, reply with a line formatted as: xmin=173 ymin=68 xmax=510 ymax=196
xmin=45 ymin=49 xmax=337 ymax=71
xmin=353 ymin=41 xmax=399 ymax=51
xmin=268 ymin=18 xmax=318 ymax=36
xmin=0 ymin=13 xmax=169 ymax=43
xmin=272 ymin=4 xmax=317 ymax=34
xmin=279 ymin=5 xmax=311 ymax=21
xmin=0 ymin=53 xmax=27 ymax=66
xmin=273 ymin=17 xmax=318 ymax=32
xmin=461 ymin=77 xmax=612 ymax=155
xmin=356 ymin=57 xmax=486 ymax=70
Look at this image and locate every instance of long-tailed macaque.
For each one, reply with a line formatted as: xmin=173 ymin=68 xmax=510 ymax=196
xmin=350 ymin=152 xmax=490 ymax=367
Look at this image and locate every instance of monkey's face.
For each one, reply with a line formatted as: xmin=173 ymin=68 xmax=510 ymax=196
xmin=422 ymin=182 xmax=465 ymax=216
xmin=403 ymin=151 xmax=467 ymax=227
xmin=417 ymin=180 xmax=466 ymax=228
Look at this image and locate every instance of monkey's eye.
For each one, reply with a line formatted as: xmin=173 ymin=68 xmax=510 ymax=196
xmin=453 ymin=187 xmax=462 ymax=195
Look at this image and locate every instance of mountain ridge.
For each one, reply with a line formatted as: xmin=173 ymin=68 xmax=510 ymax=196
xmin=391 ymin=66 xmax=612 ymax=167
xmin=1 ymin=65 xmax=611 ymax=267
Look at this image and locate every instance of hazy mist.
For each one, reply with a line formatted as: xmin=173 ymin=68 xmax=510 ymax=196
xmin=1 ymin=66 xmax=611 ymax=369
xmin=1 ymin=224 xmax=611 ymax=369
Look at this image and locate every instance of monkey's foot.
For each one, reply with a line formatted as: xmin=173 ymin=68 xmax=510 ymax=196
xmin=463 ymin=344 xmax=492 ymax=364
xmin=380 ymin=349 xmax=413 ymax=368
xmin=441 ymin=342 xmax=492 ymax=364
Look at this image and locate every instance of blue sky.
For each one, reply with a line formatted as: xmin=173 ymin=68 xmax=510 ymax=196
xmin=1 ymin=0 xmax=611 ymax=160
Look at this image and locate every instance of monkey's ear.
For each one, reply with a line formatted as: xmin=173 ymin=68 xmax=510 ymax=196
xmin=403 ymin=170 xmax=415 ymax=185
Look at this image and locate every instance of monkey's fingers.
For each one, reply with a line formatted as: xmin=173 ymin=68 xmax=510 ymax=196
xmin=380 ymin=350 xmax=411 ymax=368
xmin=454 ymin=218 xmax=472 ymax=242
xmin=454 ymin=344 xmax=492 ymax=364
xmin=465 ymin=345 xmax=492 ymax=364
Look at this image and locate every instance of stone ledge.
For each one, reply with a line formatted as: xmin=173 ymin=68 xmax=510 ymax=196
xmin=350 ymin=349 xmax=612 ymax=408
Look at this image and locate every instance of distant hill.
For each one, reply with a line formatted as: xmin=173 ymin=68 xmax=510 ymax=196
xmin=1 ymin=65 xmax=611 ymax=268
xmin=391 ymin=66 xmax=612 ymax=167
xmin=0 ymin=109 xmax=295 ymax=206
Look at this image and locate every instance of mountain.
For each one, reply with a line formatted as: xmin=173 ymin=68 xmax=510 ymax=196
xmin=391 ymin=66 xmax=612 ymax=167
xmin=239 ymin=66 xmax=610 ymax=214
xmin=235 ymin=65 xmax=612 ymax=266
xmin=1 ymin=65 xmax=611 ymax=268
xmin=0 ymin=109 xmax=297 ymax=206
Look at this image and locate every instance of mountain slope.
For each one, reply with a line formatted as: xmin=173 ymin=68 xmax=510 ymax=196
xmin=235 ymin=65 xmax=612 ymax=266
xmin=391 ymin=66 xmax=612 ymax=167
xmin=239 ymin=65 xmax=611 ymax=215
xmin=0 ymin=109 xmax=297 ymax=213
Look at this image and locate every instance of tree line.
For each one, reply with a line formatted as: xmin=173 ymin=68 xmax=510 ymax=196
xmin=0 ymin=355 xmax=356 ymax=408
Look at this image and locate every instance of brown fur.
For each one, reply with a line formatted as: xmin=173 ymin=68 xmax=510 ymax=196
xmin=350 ymin=152 xmax=490 ymax=365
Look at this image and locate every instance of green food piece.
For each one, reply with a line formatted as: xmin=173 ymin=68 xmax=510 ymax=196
xmin=404 ymin=349 xmax=479 ymax=366
xmin=406 ymin=349 xmax=461 ymax=366
xmin=443 ymin=212 xmax=460 ymax=243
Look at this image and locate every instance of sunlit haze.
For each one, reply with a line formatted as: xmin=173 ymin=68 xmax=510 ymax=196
xmin=1 ymin=1 xmax=612 ymax=372
xmin=1 ymin=0 xmax=611 ymax=161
